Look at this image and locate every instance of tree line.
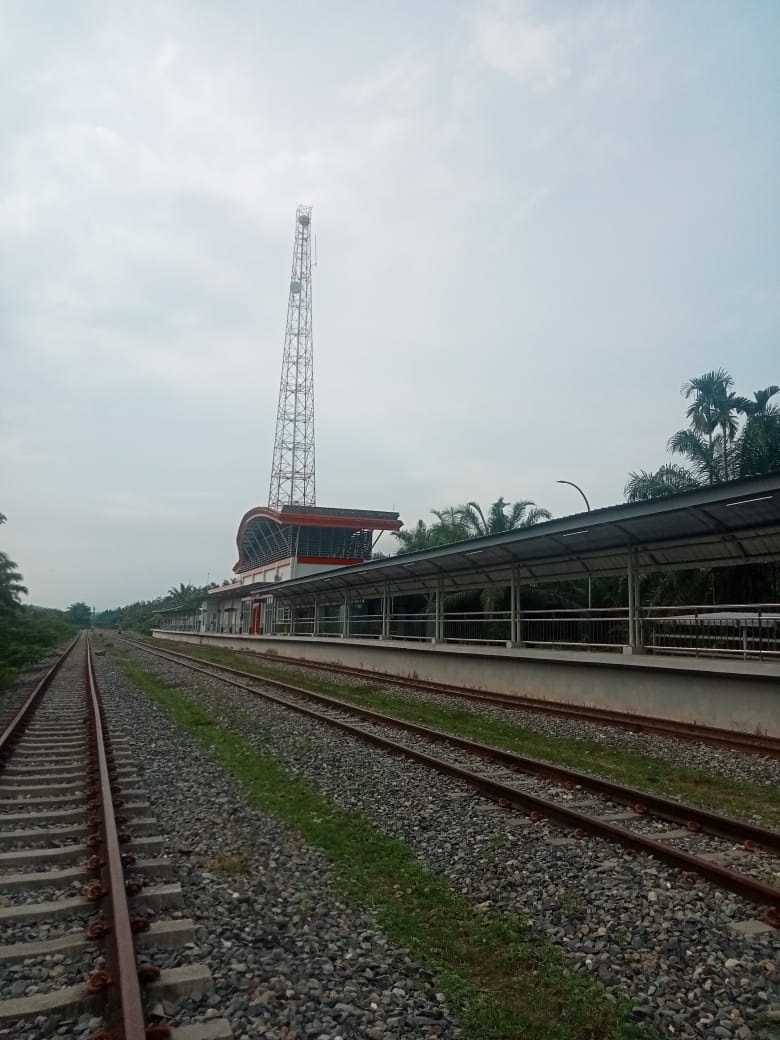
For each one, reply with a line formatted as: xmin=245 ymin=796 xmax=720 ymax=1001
xmin=93 ymin=581 xmax=220 ymax=632
xmin=0 ymin=513 xmax=79 ymax=687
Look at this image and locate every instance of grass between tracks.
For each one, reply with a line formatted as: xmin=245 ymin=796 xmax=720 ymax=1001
xmin=150 ymin=638 xmax=780 ymax=831
xmin=108 ymin=643 xmax=659 ymax=1040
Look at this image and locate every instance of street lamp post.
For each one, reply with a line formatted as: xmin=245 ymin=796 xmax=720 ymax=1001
xmin=557 ymin=480 xmax=592 ymax=611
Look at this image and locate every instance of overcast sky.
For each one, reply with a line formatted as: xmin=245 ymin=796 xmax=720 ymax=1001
xmin=2 ymin=1 xmax=778 ymax=610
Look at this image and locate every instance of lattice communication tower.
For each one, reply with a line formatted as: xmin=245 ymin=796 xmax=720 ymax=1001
xmin=268 ymin=205 xmax=316 ymax=508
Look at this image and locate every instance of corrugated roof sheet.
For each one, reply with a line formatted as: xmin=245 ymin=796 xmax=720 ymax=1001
xmin=268 ymin=474 xmax=780 ymax=600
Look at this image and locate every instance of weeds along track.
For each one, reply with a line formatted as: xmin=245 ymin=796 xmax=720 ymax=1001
xmin=0 ymin=635 xmax=232 ymax=1040
xmin=118 ymin=637 xmax=779 ymax=932
xmin=166 ymin=639 xmax=780 ymax=759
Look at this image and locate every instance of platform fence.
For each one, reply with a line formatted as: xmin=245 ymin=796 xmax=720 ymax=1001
xmin=272 ymin=602 xmax=780 ymax=659
xmin=155 ymin=602 xmax=780 ymax=660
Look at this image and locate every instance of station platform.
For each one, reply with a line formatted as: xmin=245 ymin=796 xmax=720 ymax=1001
xmin=151 ymin=630 xmax=780 ymax=740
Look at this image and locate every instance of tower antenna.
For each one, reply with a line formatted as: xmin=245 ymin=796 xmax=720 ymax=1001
xmin=268 ymin=205 xmax=316 ymax=508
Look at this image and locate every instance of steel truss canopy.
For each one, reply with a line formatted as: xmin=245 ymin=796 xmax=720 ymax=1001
xmin=267 ymin=475 xmax=780 ymax=601
xmin=234 ymin=504 xmax=402 ymax=573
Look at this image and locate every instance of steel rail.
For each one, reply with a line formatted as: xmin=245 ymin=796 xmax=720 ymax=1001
xmin=85 ymin=638 xmax=148 ymax=1040
xmin=0 ymin=635 xmax=80 ymax=765
xmin=120 ymin=637 xmax=780 ymax=919
xmin=221 ymin=645 xmax=780 ymax=758
xmin=126 ymin=640 xmax=780 ymax=854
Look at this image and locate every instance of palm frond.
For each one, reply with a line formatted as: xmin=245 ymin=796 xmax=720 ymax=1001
xmin=624 ymin=465 xmax=700 ymax=502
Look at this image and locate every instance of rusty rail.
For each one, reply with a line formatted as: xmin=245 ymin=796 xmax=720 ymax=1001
xmin=218 ymin=643 xmax=780 ymax=758
xmin=84 ymin=638 xmax=149 ymax=1040
xmin=123 ymin=639 xmax=780 ymax=853
xmin=119 ymin=636 xmax=780 ymax=921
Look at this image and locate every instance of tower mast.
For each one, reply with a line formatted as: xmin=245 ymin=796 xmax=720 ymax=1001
xmin=268 ymin=205 xmax=316 ymax=508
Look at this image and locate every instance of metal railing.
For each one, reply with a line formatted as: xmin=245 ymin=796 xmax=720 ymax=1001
xmin=158 ymin=601 xmax=780 ymax=660
xmin=386 ymin=608 xmax=628 ymax=649
xmin=644 ymin=604 xmax=780 ymax=659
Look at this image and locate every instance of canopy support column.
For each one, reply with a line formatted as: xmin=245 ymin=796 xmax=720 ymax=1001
xmin=626 ymin=551 xmax=643 ymax=653
xmin=510 ymin=568 xmax=523 ymax=647
xmin=342 ymin=592 xmax=350 ymax=638
xmin=433 ymin=580 xmax=444 ymax=644
xmin=313 ymin=596 xmax=320 ymax=638
xmin=634 ymin=562 xmax=643 ymax=652
xmin=381 ymin=583 xmax=390 ymax=640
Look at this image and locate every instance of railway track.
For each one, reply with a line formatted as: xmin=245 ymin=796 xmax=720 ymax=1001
xmin=0 ymin=635 xmax=232 ymax=1039
xmin=193 ymin=640 xmax=780 ymax=759
xmin=117 ymin=635 xmax=780 ymax=929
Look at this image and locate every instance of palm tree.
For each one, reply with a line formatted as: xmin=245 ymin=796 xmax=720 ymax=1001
xmin=393 ymin=520 xmax=451 ymax=554
xmin=737 ymin=386 xmax=780 ymax=476
xmin=393 ymin=496 xmax=552 ymax=627
xmin=393 ymin=508 xmax=473 ymax=554
xmin=680 ymin=369 xmax=748 ymax=481
xmin=430 ymin=506 xmax=471 ymax=541
xmin=0 ymin=552 xmax=27 ymax=613
xmin=453 ymin=497 xmax=551 ymax=537
xmin=450 ymin=497 xmax=551 ymax=616
xmin=667 ymin=429 xmax=721 ymax=484
xmin=394 ymin=497 xmax=551 ymax=555
xmin=166 ymin=582 xmax=200 ymax=607
xmin=624 ymin=464 xmax=701 ymax=502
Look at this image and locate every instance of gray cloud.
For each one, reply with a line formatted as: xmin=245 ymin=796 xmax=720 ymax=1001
xmin=1 ymin=0 xmax=778 ymax=607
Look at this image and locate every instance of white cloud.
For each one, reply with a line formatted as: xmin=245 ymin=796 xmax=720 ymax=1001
xmin=472 ymin=3 xmax=570 ymax=90
xmin=154 ymin=39 xmax=180 ymax=72
xmin=1 ymin=2 xmax=777 ymax=608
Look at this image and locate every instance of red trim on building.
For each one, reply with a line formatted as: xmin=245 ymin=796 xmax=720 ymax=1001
xmin=233 ymin=505 xmax=401 ymax=573
xmin=297 ymin=556 xmax=364 ymax=567
xmin=236 ymin=505 xmax=401 ymax=532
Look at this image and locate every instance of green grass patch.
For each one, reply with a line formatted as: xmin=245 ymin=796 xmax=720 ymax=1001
xmin=110 ymin=644 xmax=658 ymax=1040
xmin=148 ymin=638 xmax=780 ymax=830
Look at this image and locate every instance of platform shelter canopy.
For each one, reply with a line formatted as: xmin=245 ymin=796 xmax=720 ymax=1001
xmin=234 ymin=504 xmax=401 ymax=573
xmin=267 ymin=475 xmax=780 ymax=601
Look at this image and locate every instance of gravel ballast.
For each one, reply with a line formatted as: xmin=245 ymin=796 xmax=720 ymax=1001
xmin=171 ymin=644 xmax=780 ymax=792
xmin=95 ymin=652 xmax=462 ymax=1040
xmin=115 ymin=642 xmax=780 ymax=1040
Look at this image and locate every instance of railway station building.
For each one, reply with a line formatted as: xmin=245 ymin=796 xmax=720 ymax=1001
xmin=154 ymin=474 xmax=780 ymax=657
xmin=153 ymin=475 xmax=780 ymax=737
xmin=195 ymin=504 xmax=401 ymax=636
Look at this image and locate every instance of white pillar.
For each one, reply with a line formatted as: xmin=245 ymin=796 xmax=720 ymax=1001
xmin=342 ymin=593 xmax=350 ymax=638
xmin=433 ymin=580 xmax=444 ymax=643
xmin=626 ymin=551 xmax=642 ymax=652
xmin=381 ymin=583 xmax=390 ymax=640
xmin=510 ymin=568 xmax=523 ymax=647
xmin=627 ymin=553 xmax=634 ymax=649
